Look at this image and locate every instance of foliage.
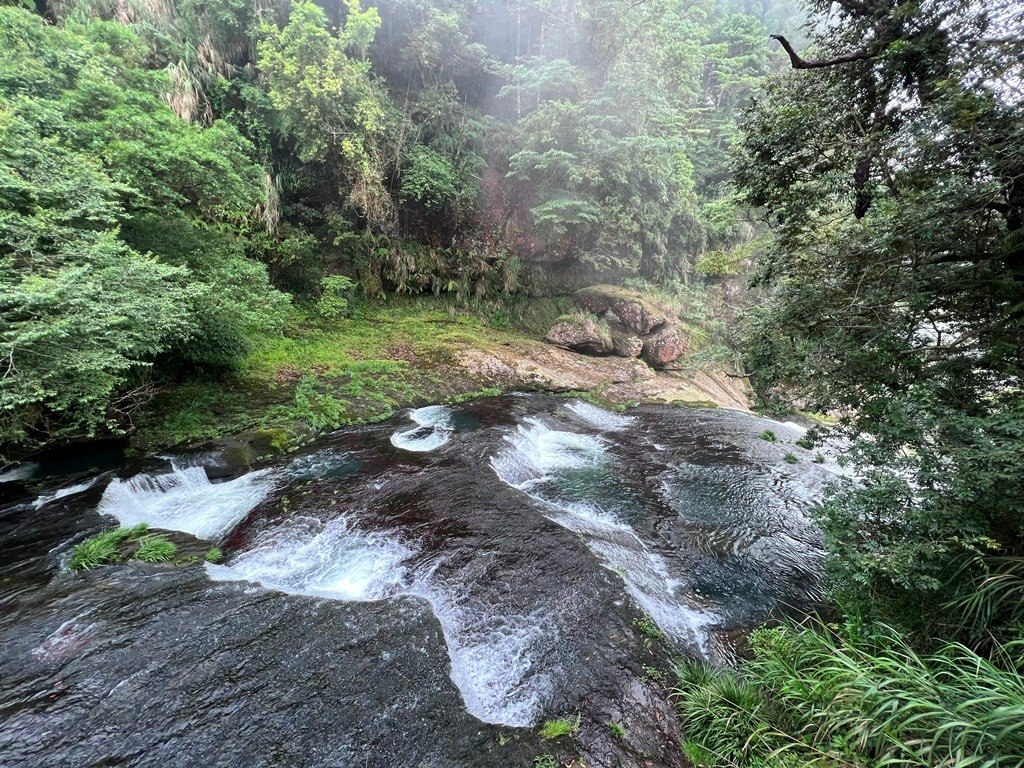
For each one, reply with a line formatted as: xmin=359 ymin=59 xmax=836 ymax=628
xmin=134 ymin=535 xmax=178 ymax=563
xmin=68 ymin=524 xmax=149 ymax=570
xmin=738 ymin=0 xmax=1024 ymax=630
xmin=0 ymin=7 xmax=287 ymax=459
xmin=317 ymin=275 xmax=357 ymax=320
xmin=258 ymin=0 xmax=392 ymax=228
xmin=675 ymin=621 xmax=1024 ymax=768
xmin=0 ymin=0 xmax=787 ymax=460
xmin=539 ymin=716 xmax=580 ymax=740
xmin=204 ymin=547 xmax=224 ymax=564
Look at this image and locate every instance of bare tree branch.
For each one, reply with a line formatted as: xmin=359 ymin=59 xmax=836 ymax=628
xmin=771 ymin=35 xmax=876 ymax=69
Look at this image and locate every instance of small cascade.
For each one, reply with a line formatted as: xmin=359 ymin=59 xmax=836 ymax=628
xmin=563 ymin=400 xmax=634 ymax=431
xmin=390 ymin=405 xmax=456 ymax=452
xmin=206 ymin=509 xmax=556 ymax=727
xmin=207 ymin=515 xmax=414 ymax=602
xmin=491 ymin=416 xmax=718 ymax=653
xmin=32 ymin=476 xmax=102 ymax=510
xmin=98 ymin=464 xmax=276 ymax=540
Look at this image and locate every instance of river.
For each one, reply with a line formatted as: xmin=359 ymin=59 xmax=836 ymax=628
xmin=0 ymin=395 xmax=836 ymax=767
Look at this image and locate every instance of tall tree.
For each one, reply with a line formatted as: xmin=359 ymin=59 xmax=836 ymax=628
xmin=740 ymin=0 xmax=1024 ymax=629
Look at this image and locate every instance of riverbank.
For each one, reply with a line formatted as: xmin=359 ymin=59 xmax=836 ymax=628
xmin=132 ymin=297 xmax=751 ymax=463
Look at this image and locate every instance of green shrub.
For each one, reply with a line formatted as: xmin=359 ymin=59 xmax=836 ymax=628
xmin=608 ymin=721 xmax=626 ymax=740
xmin=317 ymin=275 xmax=356 ymax=320
xmin=759 ymin=429 xmax=778 ymax=442
xmin=204 ymin=547 xmax=224 ymax=564
xmin=783 ymin=452 xmax=798 ymax=464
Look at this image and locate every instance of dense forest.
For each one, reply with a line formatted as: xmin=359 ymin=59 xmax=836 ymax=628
xmin=0 ymin=0 xmax=802 ymax=458
xmin=3 ymin=0 xmax=1024 ymax=765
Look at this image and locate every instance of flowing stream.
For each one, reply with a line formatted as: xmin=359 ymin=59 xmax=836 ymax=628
xmin=0 ymin=395 xmax=836 ymax=767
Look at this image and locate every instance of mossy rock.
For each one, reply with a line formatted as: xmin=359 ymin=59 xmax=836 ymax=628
xmin=573 ymin=285 xmax=668 ymax=334
xmin=544 ymin=312 xmax=614 ymax=355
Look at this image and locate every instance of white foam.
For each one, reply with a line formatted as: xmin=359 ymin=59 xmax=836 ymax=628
xmin=0 ymin=462 xmax=39 ymax=483
xmin=491 ymin=418 xmax=717 ymax=652
xmin=98 ymin=466 xmax=275 ymax=540
xmin=408 ymin=582 xmax=556 ymax=726
xmin=564 ymin=400 xmax=634 ymax=431
xmin=206 ymin=516 xmax=413 ymax=601
xmin=493 ymin=417 xmax=607 ymax=487
xmin=32 ymin=476 xmax=102 ymax=509
xmin=390 ymin=405 xmax=456 ymax=452
xmin=205 ymin=511 xmax=554 ymax=727
xmin=409 ymin=405 xmax=455 ymax=430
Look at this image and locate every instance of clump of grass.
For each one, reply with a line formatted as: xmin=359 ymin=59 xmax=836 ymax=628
xmin=783 ymin=452 xmax=798 ymax=464
xmin=204 ymin=547 xmax=224 ymax=563
xmin=68 ymin=524 xmax=149 ymax=570
xmin=795 ymin=435 xmax=815 ymax=450
xmin=812 ymin=453 xmax=825 ymax=464
xmin=759 ymin=429 xmax=778 ymax=442
xmin=533 ymin=756 xmax=556 ymax=768
xmin=635 ymin=616 xmax=667 ymax=643
xmin=134 ymin=535 xmax=177 ymax=563
xmin=539 ymin=715 xmax=580 ymax=740
xmin=674 ymin=622 xmax=1024 ymax=767
xmin=643 ymin=664 xmax=667 ymax=683
xmin=681 ymin=741 xmax=717 ymax=766
xmin=608 ymin=721 xmax=626 ymax=740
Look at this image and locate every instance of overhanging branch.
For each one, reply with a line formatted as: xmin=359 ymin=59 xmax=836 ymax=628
xmin=771 ymin=35 xmax=877 ymax=69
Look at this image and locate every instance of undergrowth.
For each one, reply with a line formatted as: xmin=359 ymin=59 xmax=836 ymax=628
xmin=674 ymin=621 xmax=1024 ymax=767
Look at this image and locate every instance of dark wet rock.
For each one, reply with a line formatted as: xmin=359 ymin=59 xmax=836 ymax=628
xmin=574 ymin=285 xmax=668 ymax=335
xmin=545 ymin=313 xmax=614 ymax=355
xmin=642 ymin=325 xmax=689 ymax=368
xmin=577 ymin=676 xmax=689 ymax=768
xmin=204 ymin=427 xmax=305 ymax=478
xmin=1 ymin=395 xmax=830 ymax=768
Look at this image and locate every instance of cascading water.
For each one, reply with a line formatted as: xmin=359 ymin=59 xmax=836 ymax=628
xmin=390 ymin=405 xmax=457 ymax=452
xmin=490 ymin=413 xmax=719 ymax=654
xmin=0 ymin=395 xmax=837 ymax=768
xmin=97 ymin=464 xmax=276 ymax=540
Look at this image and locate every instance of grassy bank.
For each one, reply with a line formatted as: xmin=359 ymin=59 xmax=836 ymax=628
xmin=131 ymin=298 xmax=539 ymax=453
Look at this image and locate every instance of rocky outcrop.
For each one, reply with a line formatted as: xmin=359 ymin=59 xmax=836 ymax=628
xmin=544 ymin=284 xmax=690 ymax=368
xmin=574 ymin=285 xmax=667 ymax=334
xmin=612 ymin=332 xmax=644 ymax=358
xmin=544 ymin=313 xmax=613 ymax=355
xmin=641 ymin=324 xmax=688 ymax=367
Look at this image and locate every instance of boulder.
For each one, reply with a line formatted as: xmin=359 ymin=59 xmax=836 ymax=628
xmin=611 ymin=332 xmax=644 ymax=358
xmin=641 ymin=324 xmax=688 ymax=367
xmin=574 ymin=285 xmax=667 ymax=335
xmin=544 ymin=313 xmax=613 ymax=355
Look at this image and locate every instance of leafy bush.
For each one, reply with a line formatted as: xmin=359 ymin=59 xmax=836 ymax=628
xmin=317 ymin=275 xmax=357 ymax=320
